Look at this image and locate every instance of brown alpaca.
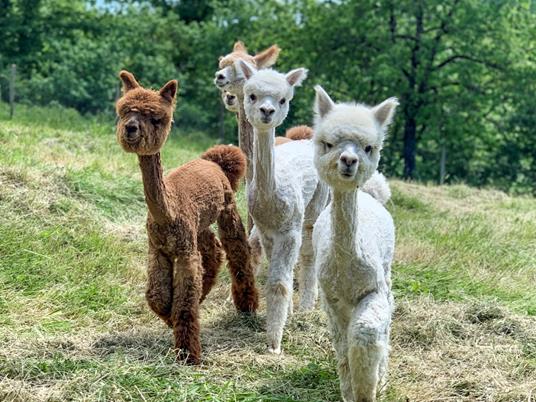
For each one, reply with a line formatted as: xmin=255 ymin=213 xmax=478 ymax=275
xmin=115 ymin=70 xmax=258 ymax=364
xmin=275 ymin=125 xmax=314 ymax=146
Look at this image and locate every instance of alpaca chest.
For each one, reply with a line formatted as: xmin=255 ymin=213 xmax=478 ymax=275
xmin=147 ymin=221 xmax=196 ymax=255
xmin=318 ymin=252 xmax=377 ymax=305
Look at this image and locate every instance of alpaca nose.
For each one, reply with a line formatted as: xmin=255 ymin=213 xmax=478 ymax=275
xmin=226 ymin=94 xmax=235 ymax=102
xmin=126 ymin=122 xmax=139 ymax=134
xmin=260 ymin=106 xmax=275 ymax=117
xmin=217 ymin=74 xmax=225 ymax=81
xmin=340 ymin=153 xmax=358 ymax=167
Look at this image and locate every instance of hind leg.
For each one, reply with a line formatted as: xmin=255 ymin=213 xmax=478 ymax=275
xmin=218 ymin=190 xmax=259 ymax=313
xmin=197 ymin=228 xmax=224 ymax=303
xmin=145 ymin=246 xmax=173 ymax=327
xmin=171 ymin=251 xmax=203 ymax=365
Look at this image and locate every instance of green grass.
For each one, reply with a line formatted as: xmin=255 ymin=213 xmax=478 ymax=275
xmin=1 ymin=102 xmax=535 ymax=401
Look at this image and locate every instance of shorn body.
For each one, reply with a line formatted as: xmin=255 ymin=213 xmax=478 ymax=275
xmin=312 ymin=85 xmax=398 ymax=401
xmin=237 ymin=61 xmax=329 ymax=354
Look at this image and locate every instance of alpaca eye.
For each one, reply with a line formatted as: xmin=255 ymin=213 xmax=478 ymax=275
xmin=323 ymin=141 xmax=333 ymax=151
xmin=365 ymin=145 xmax=372 ymax=153
xmin=151 ymin=117 xmax=161 ymax=125
xmin=249 ymin=94 xmax=257 ymax=102
xmin=279 ymin=98 xmax=286 ymax=105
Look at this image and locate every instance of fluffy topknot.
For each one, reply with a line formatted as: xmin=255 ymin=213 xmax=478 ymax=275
xmin=285 ymin=125 xmax=313 ymax=141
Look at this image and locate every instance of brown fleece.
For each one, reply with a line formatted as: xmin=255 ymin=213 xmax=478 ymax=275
xmin=116 ymin=70 xmax=258 ymax=365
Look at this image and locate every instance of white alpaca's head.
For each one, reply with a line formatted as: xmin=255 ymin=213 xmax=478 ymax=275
xmin=221 ymin=90 xmax=239 ymax=113
xmin=313 ymin=85 xmax=398 ymax=191
xmin=214 ymin=41 xmax=280 ymax=96
xmin=237 ymin=60 xmax=307 ymax=129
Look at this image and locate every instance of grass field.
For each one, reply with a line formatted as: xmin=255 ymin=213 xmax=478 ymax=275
xmin=1 ymin=103 xmax=535 ymax=401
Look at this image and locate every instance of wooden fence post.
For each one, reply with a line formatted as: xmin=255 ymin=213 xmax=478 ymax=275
xmin=9 ymin=64 xmax=16 ymax=119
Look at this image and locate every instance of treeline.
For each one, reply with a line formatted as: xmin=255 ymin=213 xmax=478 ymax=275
xmin=1 ymin=0 xmax=535 ymax=193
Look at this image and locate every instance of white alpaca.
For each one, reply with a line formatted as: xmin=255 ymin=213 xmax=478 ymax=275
xmin=312 ymin=85 xmax=398 ymax=402
xmin=237 ymin=60 xmax=329 ymax=354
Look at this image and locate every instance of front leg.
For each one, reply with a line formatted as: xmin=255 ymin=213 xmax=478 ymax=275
xmin=171 ymin=252 xmax=203 ymax=365
xmin=145 ymin=246 xmax=173 ymax=327
xmin=265 ymin=230 xmax=301 ymax=354
xmin=347 ymin=291 xmax=392 ymax=402
xmin=324 ymin=298 xmax=353 ymax=402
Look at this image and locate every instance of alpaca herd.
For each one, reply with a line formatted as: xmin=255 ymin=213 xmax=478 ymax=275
xmin=115 ymin=41 xmax=398 ymax=401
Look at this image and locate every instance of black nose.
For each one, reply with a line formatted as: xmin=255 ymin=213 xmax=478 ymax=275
xmin=217 ymin=74 xmax=225 ymax=81
xmin=340 ymin=154 xmax=357 ymax=167
xmin=226 ymin=95 xmax=235 ymax=102
xmin=260 ymin=107 xmax=275 ymax=117
xmin=125 ymin=122 xmax=139 ymax=136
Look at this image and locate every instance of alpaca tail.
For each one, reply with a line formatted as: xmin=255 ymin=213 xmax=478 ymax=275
xmin=361 ymin=171 xmax=391 ymax=205
xmin=285 ymin=125 xmax=313 ymax=141
xmin=201 ymin=145 xmax=246 ymax=191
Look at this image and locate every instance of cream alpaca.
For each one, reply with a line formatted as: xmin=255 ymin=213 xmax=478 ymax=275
xmin=237 ymin=60 xmax=329 ymax=354
xmin=312 ymin=85 xmax=397 ymax=401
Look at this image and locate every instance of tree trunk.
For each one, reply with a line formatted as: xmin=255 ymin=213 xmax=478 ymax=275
xmin=403 ymin=115 xmax=417 ymax=179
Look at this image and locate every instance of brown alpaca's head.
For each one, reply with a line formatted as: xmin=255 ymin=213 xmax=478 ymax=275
xmin=214 ymin=41 xmax=280 ymax=96
xmin=115 ymin=70 xmax=178 ymax=155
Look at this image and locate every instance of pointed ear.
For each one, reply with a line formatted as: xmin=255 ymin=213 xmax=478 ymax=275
xmin=253 ymin=45 xmax=281 ymax=69
xmin=236 ymin=60 xmax=256 ymax=80
xmin=372 ymin=97 xmax=399 ymax=128
xmin=119 ymin=70 xmax=140 ymax=92
xmin=159 ymin=80 xmax=178 ymax=103
xmin=233 ymin=41 xmax=247 ymax=53
xmin=285 ymin=68 xmax=308 ymax=87
xmin=314 ymin=85 xmax=335 ymax=118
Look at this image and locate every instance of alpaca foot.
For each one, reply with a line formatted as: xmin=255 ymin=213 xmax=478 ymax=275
xmin=267 ymin=345 xmax=281 ymax=355
xmin=175 ymin=348 xmax=201 ymax=365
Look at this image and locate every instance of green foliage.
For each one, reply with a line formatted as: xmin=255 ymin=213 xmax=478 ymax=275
xmin=0 ymin=0 xmax=535 ymax=192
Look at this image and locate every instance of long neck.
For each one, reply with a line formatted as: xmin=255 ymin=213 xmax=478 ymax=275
xmin=330 ymin=189 xmax=359 ymax=252
xmin=252 ymin=125 xmax=276 ymax=198
xmin=138 ymin=153 xmax=170 ymax=224
xmin=237 ymin=94 xmax=254 ymax=183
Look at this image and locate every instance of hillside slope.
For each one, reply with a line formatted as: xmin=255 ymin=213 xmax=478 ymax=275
xmin=1 ymin=105 xmax=535 ymax=401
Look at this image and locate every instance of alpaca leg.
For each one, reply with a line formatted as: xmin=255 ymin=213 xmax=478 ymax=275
xmin=347 ymin=292 xmax=391 ymax=402
xmin=218 ymin=191 xmax=259 ymax=313
xmin=197 ymin=229 xmax=224 ymax=303
xmin=249 ymin=225 xmax=264 ymax=277
xmin=325 ymin=302 xmax=353 ymax=401
xmin=297 ymin=224 xmax=316 ymax=310
xmin=266 ymin=231 xmax=301 ymax=354
xmin=145 ymin=246 xmax=173 ymax=327
xmin=171 ymin=252 xmax=203 ymax=365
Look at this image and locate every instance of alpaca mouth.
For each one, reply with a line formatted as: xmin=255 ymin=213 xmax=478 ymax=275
xmin=124 ymin=133 xmax=141 ymax=144
xmin=261 ymin=117 xmax=272 ymax=124
xmin=340 ymin=170 xmax=355 ymax=179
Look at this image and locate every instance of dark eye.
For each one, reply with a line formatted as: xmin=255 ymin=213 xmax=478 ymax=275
xmin=151 ymin=117 xmax=161 ymax=125
xmin=323 ymin=141 xmax=333 ymax=151
xmin=249 ymin=94 xmax=257 ymax=102
xmin=365 ymin=145 xmax=372 ymax=153
xmin=279 ymin=98 xmax=286 ymax=105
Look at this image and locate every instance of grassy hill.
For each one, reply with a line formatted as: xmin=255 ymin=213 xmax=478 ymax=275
xmin=1 ymin=103 xmax=535 ymax=401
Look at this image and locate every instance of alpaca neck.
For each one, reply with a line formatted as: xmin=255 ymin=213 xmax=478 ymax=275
xmin=331 ymin=189 xmax=359 ymax=253
xmin=138 ymin=153 xmax=170 ymax=224
xmin=252 ymin=126 xmax=276 ymax=199
xmin=237 ymin=94 xmax=254 ymax=183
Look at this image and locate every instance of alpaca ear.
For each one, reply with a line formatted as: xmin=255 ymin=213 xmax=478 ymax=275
xmin=236 ymin=60 xmax=256 ymax=80
xmin=372 ymin=97 xmax=399 ymax=129
xmin=119 ymin=70 xmax=140 ymax=92
xmin=233 ymin=41 xmax=247 ymax=53
xmin=159 ymin=80 xmax=178 ymax=103
xmin=285 ymin=68 xmax=308 ymax=87
xmin=253 ymin=45 xmax=281 ymax=69
xmin=314 ymin=85 xmax=335 ymax=118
